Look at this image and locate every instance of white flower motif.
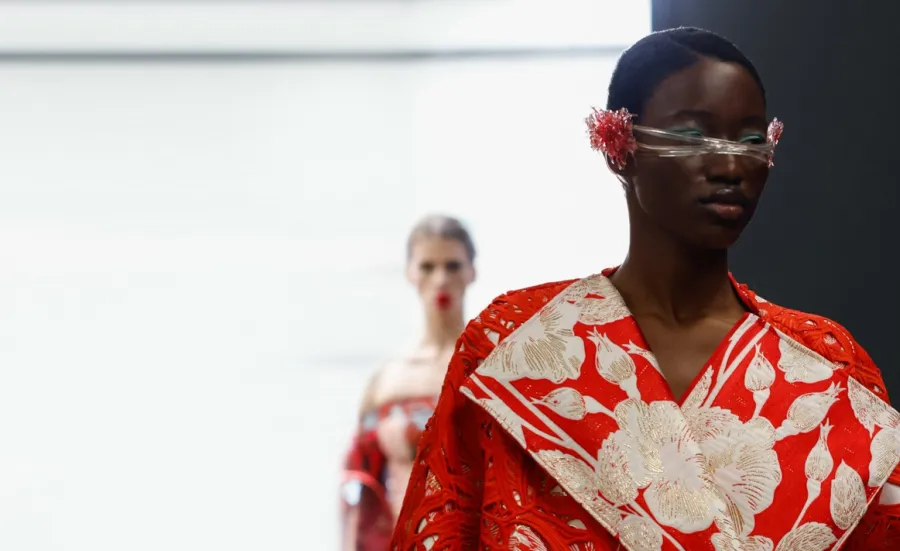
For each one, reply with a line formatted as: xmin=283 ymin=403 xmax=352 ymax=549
xmin=534 ymin=450 xmax=598 ymax=495
xmin=712 ymin=533 xmax=774 ymax=551
xmin=777 ymin=337 xmax=834 ymax=384
xmin=805 ymin=421 xmax=834 ymax=484
xmin=479 ymin=299 xmax=585 ymax=382
xmin=577 ymin=294 xmax=631 ymax=326
xmin=624 ymin=341 xmax=663 ymax=375
xmin=533 ymin=387 xmax=613 ymax=420
xmin=830 ymin=461 xmax=867 ymax=531
xmin=596 ymin=430 xmax=645 ymax=506
xmin=588 ymin=329 xmax=640 ymax=400
xmin=789 ymin=421 xmax=834 ymax=531
xmin=534 ymin=388 xmax=589 ymax=420
xmin=775 ymin=383 xmax=843 ymax=440
xmin=681 ymin=367 xmax=713 ymax=413
xmin=848 ymin=376 xmax=900 ymax=436
xmin=561 ymin=276 xmax=597 ymax=304
xmin=868 ymin=425 xmax=900 ymax=487
xmin=744 ymin=344 xmax=776 ymax=418
xmin=616 ymin=514 xmax=663 ymax=551
xmin=532 ymin=450 xmax=622 ymax=532
xmin=569 ymin=274 xmax=629 ymax=317
xmin=774 ymin=522 xmax=835 ymax=551
xmin=687 ymin=407 xmax=781 ymax=537
xmin=614 ymin=399 xmax=719 ymax=533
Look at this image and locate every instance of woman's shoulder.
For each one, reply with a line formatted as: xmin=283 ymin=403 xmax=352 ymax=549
xmin=479 ymin=278 xmax=578 ymax=320
xmin=471 ymin=278 xmax=578 ymax=334
xmin=753 ymin=292 xmax=888 ymax=399
xmin=450 ymin=278 xmax=578 ymax=379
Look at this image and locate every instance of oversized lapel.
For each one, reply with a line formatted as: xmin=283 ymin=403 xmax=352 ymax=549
xmin=733 ymin=285 xmax=900 ymax=546
xmin=461 ymin=273 xmax=736 ymax=549
xmin=460 ymin=273 xmax=900 ymax=551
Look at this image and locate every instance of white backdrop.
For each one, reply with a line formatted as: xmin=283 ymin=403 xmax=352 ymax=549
xmin=0 ymin=2 xmax=649 ymax=549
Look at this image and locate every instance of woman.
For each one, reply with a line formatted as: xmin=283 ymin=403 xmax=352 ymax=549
xmin=340 ymin=214 xmax=477 ymax=551
xmin=391 ymin=28 xmax=900 ymax=550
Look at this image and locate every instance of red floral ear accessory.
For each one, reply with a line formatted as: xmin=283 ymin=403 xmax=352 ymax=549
xmin=585 ymin=107 xmax=636 ymax=170
xmin=767 ymin=118 xmax=784 ymax=147
xmin=587 ymin=107 xmax=785 ymax=168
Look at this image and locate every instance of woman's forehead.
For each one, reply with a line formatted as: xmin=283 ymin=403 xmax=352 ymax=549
xmin=410 ymin=237 xmax=469 ymax=260
xmin=642 ymin=58 xmax=766 ymax=125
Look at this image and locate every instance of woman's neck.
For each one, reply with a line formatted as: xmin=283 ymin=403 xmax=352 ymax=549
xmin=611 ymin=225 xmax=742 ymax=325
xmin=420 ymin=311 xmax=464 ymax=353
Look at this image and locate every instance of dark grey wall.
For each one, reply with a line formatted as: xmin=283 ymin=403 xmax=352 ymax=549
xmin=653 ymin=1 xmax=900 ymax=395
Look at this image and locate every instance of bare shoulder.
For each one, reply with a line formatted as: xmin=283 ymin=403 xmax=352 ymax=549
xmin=356 ymin=362 xmax=389 ymax=416
xmin=368 ymin=349 xmax=456 ymax=408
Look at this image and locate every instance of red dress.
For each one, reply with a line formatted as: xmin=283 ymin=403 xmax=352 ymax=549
xmin=341 ymin=396 xmax=438 ymax=551
xmin=390 ymin=272 xmax=900 ymax=550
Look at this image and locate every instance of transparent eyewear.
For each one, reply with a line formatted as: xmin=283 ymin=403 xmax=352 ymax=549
xmin=632 ymin=126 xmax=775 ymax=165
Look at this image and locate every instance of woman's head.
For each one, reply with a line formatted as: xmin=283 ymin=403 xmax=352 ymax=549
xmin=607 ymin=27 xmax=771 ymax=249
xmin=406 ymin=215 xmax=476 ymax=316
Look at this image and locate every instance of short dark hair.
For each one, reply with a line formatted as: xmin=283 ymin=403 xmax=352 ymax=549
xmin=406 ymin=214 xmax=476 ymax=263
xmin=606 ymin=27 xmax=766 ymax=122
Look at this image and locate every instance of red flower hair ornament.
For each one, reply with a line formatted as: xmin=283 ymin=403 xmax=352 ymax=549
xmin=585 ymin=107 xmax=637 ymax=171
xmin=586 ymin=107 xmax=785 ymax=169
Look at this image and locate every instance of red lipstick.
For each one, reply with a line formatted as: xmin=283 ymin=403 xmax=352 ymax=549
xmin=435 ymin=292 xmax=452 ymax=310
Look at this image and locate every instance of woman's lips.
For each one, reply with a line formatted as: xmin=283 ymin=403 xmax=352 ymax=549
xmin=435 ymin=292 xmax=452 ymax=309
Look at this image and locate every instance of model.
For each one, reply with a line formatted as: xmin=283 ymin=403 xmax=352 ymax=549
xmin=340 ymin=214 xmax=476 ymax=550
xmin=391 ymin=28 xmax=900 ymax=550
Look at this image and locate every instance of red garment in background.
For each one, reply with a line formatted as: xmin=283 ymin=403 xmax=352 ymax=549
xmin=341 ymin=396 xmax=437 ymax=551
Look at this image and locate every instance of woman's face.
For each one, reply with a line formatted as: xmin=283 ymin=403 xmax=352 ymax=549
xmin=623 ymin=57 xmax=770 ymax=249
xmin=406 ymin=236 xmax=475 ymax=315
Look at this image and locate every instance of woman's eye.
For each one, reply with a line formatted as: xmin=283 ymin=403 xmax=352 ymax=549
xmin=739 ymin=134 xmax=766 ymax=145
xmin=670 ymin=128 xmax=704 ymax=138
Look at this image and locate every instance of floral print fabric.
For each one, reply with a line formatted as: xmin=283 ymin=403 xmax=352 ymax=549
xmin=390 ymin=273 xmax=900 ymax=550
